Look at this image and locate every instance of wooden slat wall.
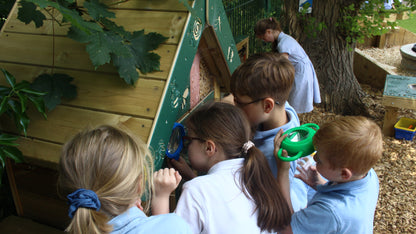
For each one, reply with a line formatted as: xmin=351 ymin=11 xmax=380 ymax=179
xmin=0 ymin=1 xmax=188 ymax=166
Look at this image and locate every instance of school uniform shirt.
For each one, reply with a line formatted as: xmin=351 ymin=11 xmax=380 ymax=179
xmin=276 ymin=32 xmax=321 ymax=113
xmin=175 ymin=158 xmax=273 ymax=234
xmin=109 ymin=206 xmax=192 ymax=234
xmin=291 ymin=169 xmax=379 ymax=233
xmin=253 ymin=102 xmax=313 ymax=212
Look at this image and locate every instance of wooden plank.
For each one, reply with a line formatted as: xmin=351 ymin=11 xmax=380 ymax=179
xmin=112 ymin=10 xmax=187 ymax=45
xmin=80 ymin=0 xmax=189 ymax=11
xmin=0 ymin=105 xmax=153 ymax=144
xmin=15 ymin=137 xmax=62 ymax=165
xmin=382 ymin=96 xmax=416 ymax=110
xmin=0 ymin=33 xmax=177 ymax=80
xmin=4 ymin=8 xmax=187 ymax=45
xmin=382 ymin=106 xmax=399 ymax=137
xmin=4 ymin=8 xmax=68 ymax=36
xmin=5 ymin=159 xmax=24 ymax=216
xmin=0 ymin=63 xmax=166 ymax=118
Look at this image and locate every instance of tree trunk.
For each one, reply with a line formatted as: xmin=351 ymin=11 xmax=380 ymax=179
xmin=282 ymin=0 xmax=369 ymax=116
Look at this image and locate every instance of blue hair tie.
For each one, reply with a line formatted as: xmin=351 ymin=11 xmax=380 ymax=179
xmin=67 ymin=188 xmax=101 ymax=218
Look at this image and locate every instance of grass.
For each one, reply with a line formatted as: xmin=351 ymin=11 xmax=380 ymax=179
xmin=396 ymin=14 xmax=416 ymax=33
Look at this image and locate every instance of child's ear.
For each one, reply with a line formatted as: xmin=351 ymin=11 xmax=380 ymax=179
xmin=263 ymin=97 xmax=275 ymax=113
xmin=205 ymin=140 xmax=217 ymax=156
xmin=341 ymin=168 xmax=353 ymax=181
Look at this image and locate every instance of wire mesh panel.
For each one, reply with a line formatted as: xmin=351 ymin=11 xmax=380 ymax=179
xmin=223 ymin=0 xmax=282 ymax=54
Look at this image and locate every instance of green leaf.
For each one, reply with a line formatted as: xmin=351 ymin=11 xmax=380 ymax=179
xmin=2 ymin=146 xmax=24 ymax=163
xmin=84 ymin=0 xmax=115 ymax=20
xmin=0 ymin=151 xmax=5 ymax=169
xmin=86 ymin=33 xmax=113 ymax=67
xmin=14 ymin=80 xmax=31 ymax=91
xmin=86 ymin=31 xmax=130 ymax=67
xmin=17 ymin=112 xmax=30 ymax=136
xmin=17 ymin=1 xmax=46 ymax=28
xmin=0 ymin=134 xmax=19 ymax=147
xmin=23 ymin=0 xmax=60 ymax=9
xmin=31 ymin=73 xmax=77 ymax=110
xmin=0 ymin=86 xmax=11 ymax=96
xmin=20 ymin=88 xmax=47 ymax=96
xmin=144 ymin=32 xmax=169 ymax=51
xmin=0 ymin=96 xmax=9 ymax=115
xmin=16 ymin=92 xmax=27 ymax=113
xmin=111 ymin=52 xmax=139 ymax=85
xmin=100 ymin=18 xmax=130 ymax=38
xmin=1 ymin=68 xmax=16 ymax=88
xmin=59 ymin=7 xmax=103 ymax=34
xmin=27 ymin=95 xmax=47 ymax=119
xmin=67 ymin=26 xmax=92 ymax=43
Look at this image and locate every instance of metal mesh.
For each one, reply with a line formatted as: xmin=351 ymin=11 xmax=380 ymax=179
xmin=223 ymin=0 xmax=282 ymax=54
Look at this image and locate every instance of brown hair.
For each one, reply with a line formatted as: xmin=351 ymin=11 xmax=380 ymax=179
xmin=313 ymin=116 xmax=383 ymax=175
xmin=186 ymin=101 xmax=291 ymax=232
xmin=230 ymin=52 xmax=294 ymax=105
xmin=57 ymin=125 xmax=154 ymax=234
xmin=254 ymin=17 xmax=281 ymax=36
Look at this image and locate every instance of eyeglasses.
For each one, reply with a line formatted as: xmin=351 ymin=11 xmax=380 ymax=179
xmin=183 ymin=136 xmax=205 ymax=148
xmin=234 ymin=97 xmax=280 ymax=107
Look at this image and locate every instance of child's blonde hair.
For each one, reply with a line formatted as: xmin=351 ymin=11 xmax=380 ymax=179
xmin=57 ymin=125 xmax=154 ymax=234
xmin=230 ymin=52 xmax=294 ymax=105
xmin=313 ymin=116 xmax=383 ymax=175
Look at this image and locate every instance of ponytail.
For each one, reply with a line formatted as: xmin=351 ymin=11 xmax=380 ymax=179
xmin=67 ymin=208 xmax=111 ymax=234
xmin=241 ymin=147 xmax=291 ymax=232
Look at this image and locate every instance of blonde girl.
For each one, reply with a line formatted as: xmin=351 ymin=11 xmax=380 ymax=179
xmin=58 ymin=125 xmax=191 ymax=234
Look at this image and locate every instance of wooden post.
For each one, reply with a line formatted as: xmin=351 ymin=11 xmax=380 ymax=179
xmin=5 ymin=159 xmax=24 ymax=216
xmin=382 ymin=106 xmax=399 ymax=137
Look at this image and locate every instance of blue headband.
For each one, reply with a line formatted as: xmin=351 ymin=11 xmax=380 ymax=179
xmin=67 ymin=188 xmax=101 ymax=218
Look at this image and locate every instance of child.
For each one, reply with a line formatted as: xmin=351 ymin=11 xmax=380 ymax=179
xmin=254 ymin=17 xmax=321 ymax=114
xmin=230 ymin=52 xmax=312 ymax=211
xmin=57 ymin=125 xmax=191 ymax=234
xmin=166 ymin=101 xmax=291 ymax=233
xmin=274 ymin=116 xmax=383 ymax=233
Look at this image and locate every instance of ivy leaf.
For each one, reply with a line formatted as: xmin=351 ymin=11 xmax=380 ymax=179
xmin=31 ymin=73 xmax=77 ymax=111
xmin=84 ymin=0 xmax=115 ymax=20
xmin=17 ymin=1 xmax=46 ymax=28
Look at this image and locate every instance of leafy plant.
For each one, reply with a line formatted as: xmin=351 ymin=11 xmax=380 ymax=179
xmin=17 ymin=0 xmax=168 ymax=85
xmin=0 ymin=68 xmax=47 ymax=178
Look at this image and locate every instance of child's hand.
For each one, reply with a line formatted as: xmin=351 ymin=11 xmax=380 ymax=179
xmin=168 ymin=157 xmax=196 ymax=181
xmin=153 ymin=168 xmax=182 ymax=198
xmin=273 ymin=129 xmax=290 ymax=172
xmin=295 ymin=164 xmax=326 ymax=190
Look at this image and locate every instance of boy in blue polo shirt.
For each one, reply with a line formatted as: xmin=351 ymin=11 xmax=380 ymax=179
xmin=230 ymin=52 xmax=313 ymax=212
xmin=274 ymin=116 xmax=383 ymax=233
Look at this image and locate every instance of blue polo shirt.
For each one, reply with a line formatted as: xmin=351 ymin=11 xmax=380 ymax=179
xmin=291 ymin=169 xmax=379 ymax=233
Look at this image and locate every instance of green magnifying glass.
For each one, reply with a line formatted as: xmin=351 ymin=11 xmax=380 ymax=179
xmin=277 ymin=123 xmax=319 ymax=162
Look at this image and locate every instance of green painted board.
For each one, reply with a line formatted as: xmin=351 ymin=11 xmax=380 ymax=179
xmin=383 ymin=74 xmax=416 ymax=99
xmin=148 ymin=0 xmax=241 ymax=170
